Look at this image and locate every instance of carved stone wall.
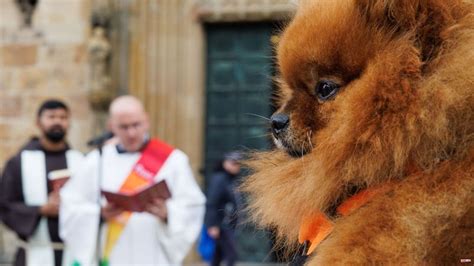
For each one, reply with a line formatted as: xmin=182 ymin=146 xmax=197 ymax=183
xmin=0 ymin=0 xmax=93 ymax=164
xmin=0 ymin=0 xmax=297 ymax=262
xmin=196 ymin=0 xmax=296 ymax=22
xmin=0 ymin=0 xmax=92 ymax=261
xmin=128 ymin=0 xmax=206 ymax=183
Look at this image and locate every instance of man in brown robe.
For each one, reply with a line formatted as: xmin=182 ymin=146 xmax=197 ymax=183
xmin=1 ymin=99 xmax=83 ymax=266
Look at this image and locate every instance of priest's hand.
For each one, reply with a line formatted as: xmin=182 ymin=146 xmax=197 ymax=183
xmin=40 ymin=191 xmax=60 ymax=217
xmin=145 ymin=198 xmax=168 ymax=222
xmin=101 ymin=203 xmax=124 ymax=220
xmin=208 ymin=226 xmax=220 ymax=239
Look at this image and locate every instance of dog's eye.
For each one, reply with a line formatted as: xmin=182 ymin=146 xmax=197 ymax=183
xmin=315 ymin=80 xmax=340 ymax=101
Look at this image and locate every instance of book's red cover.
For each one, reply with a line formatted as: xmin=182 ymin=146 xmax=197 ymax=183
xmin=101 ymin=180 xmax=171 ymax=212
xmin=48 ymin=169 xmax=71 ymax=192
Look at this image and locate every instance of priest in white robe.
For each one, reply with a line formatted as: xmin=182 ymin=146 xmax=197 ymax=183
xmin=60 ymin=95 xmax=206 ymax=265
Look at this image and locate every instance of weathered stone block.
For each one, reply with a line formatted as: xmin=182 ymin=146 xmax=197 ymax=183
xmin=16 ymin=67 xmax=48 ymax=90
xmin=0 ymin=0 xmax=22 ymax=31
xmin=1 ymin=44 xmax=38 ymax=66
xmin=67 ymin=94 xmax=93 ymax=120
xmin=0 ymin=0 xmax=92 ymax=166
xmin=0 ymin=121 xmax=32 ymax=142
xmin=46 ymin=66 xmax=86 ymax=94
xmin=0 ymin=121 xmax=13 ymax=141
xmin=38 ymin=44 xmax=87 ymax=65
xmin=0 ymin=96 xmax=23 ymax=117
xmin=0 ymin=69 xmax=14 ymax=91
xmin=34 ymin=0 xmax=85 ymax=25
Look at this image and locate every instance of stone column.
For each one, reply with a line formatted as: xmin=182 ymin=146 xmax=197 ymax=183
xmin=128 ymin=0 xmax=206 ymax=184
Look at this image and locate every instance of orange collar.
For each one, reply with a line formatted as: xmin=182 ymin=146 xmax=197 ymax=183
xmin=298 ymin=184 xmax=392 ymax=255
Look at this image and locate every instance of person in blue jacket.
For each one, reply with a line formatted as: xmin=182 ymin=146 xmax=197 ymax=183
xmin=204 ymin=151 xmax=242 ymax=266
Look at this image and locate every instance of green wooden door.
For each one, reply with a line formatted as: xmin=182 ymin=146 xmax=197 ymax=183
xmin=205 ymin=23 xmax=275 ymax=262
xmin=205 ymin=23 xmax=273 ymax=176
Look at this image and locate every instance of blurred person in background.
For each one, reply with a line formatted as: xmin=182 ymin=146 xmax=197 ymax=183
xmin=60 ymin=95 xmax=205 ymax=265
xmin=0 ymin=99 xmax=84 ymax=266
xmin=204 ymin=151 xmax=243 ymax=266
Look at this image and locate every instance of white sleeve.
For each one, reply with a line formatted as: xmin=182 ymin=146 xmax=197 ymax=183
xmin=158 ymin=150 xmax=206 ymax=264
xmin=60 ymin=151 xmax=101 ymax=266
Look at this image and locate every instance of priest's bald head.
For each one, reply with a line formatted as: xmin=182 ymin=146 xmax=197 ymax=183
xmin=108 ymin=95 xmax=150 ymax=152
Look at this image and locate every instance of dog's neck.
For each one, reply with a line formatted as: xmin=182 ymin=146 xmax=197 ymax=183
xmin=325 ymin=185 xmax=362 ymax=218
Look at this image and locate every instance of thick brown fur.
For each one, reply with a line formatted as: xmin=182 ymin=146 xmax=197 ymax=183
xmin=242 ymin=0 xmax=474 ymax=264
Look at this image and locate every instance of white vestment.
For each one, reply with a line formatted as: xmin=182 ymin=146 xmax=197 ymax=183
xmin=22 ymin=149 xmax=84 ymax=266
xmin=60 ymin=144 xmax=206 ymax=266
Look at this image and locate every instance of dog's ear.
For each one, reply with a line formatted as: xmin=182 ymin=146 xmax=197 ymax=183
xmin=357 ymin=0 xmax=425 ymax=30
xmin=356 ymin=0 xmax=457 ymax=32
xmin=357 ymin=0 xmax=459 ymax=61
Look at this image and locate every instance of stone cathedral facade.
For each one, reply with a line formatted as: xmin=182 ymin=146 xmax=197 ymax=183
xmin=0 ymin=0 xmax=295 ymax=262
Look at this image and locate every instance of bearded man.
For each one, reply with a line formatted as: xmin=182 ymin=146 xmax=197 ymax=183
xmin=1 ymin=99 xmax=84 ymax=266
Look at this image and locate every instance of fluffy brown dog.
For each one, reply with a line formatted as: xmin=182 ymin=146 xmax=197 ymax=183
xmin=243 ymin=0 xmax=473 ymax=264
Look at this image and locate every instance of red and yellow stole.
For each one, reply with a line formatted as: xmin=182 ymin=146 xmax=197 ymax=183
xmin=102 ymin=139 xmax=174 ymax=263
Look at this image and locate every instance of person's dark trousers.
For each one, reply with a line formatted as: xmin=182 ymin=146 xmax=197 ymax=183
xmin=211 ymin=228 xmax=237 ymax=266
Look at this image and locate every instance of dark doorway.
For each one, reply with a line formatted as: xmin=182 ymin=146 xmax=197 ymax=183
xmin=204 ymin=22 xmax=276 ymax=262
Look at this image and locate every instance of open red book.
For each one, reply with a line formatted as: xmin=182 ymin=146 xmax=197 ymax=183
xmin=48 ymin=169 xmax=71 ymax=192
xmin=101 ymin=180 xmax=172 ymax=212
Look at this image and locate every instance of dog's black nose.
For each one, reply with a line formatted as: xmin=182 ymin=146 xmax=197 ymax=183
xmin=271 ymin=113 xmax=289 ymax=134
